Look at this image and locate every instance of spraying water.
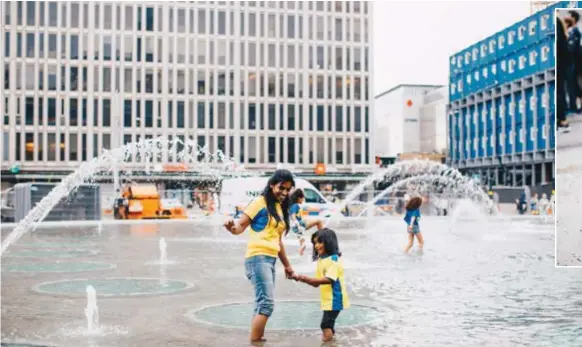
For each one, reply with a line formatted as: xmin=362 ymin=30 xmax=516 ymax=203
xmin=159 ymin=237 xmax=168 ymax=265
xmin=84 ymin=285 xmax=99 ymax=333
xmin=324 ymin=160 xmax=494 ymax=227
xmin=0 ymin=137 xmax=257 ymax=255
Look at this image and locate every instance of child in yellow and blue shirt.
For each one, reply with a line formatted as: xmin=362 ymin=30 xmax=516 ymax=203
xmin=293 ymin=228 xmax=349 ymax=342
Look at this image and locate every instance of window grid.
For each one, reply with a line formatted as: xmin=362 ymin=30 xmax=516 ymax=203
xmin=1 ymin=1 xmax=372 ymax=170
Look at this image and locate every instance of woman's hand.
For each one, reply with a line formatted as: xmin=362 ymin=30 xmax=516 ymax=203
xmin=284 ymin=265 xmax=295 ymax=279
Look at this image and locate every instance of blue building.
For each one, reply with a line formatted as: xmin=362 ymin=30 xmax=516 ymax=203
xmin=447 ymin=1 xmax=581 ymax=187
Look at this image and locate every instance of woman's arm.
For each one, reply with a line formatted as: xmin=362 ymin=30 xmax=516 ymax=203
xmin=225 ymin=213 xmax=251 ymax=235
xmin=278 ymin=238 xmax=294 ymax=278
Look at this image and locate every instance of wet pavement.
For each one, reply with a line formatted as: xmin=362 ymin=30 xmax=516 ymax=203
xmin=1 ymin=218 xmax=581 ymax=347
xmin=556 ymin=113 xmax=582 ymax=266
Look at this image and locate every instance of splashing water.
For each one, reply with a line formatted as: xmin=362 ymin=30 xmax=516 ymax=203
xmin=324 ymin=160 xmax=494 ymax=227
xmin=84 ymin=285 xmax=99 ymax=333
xmin=159 ymin=237 xmax=168 ymax=265
xmin=0 ymin=137 xmax=257 ymax=255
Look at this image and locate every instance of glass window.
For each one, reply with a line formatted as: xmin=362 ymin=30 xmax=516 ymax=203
xmin=218 ymin=102 xmax=226 ymax=129
xmin=70 ymin=35 xmax=79 ymax=59
xmin=268 ymin=14 xmax=276 ymax=37
xmin=146 ymin=7 xmax=154 ymax=31
xmin=355 ymin=106 xmax=361 ymax=131
xmin=104 ymin=5 xmax=113 ymax=29
xmin=249 ymin=13 xmax=256 ymax=36
xmin=218 ymin=11 xmax=226 ymax=35
xmin=197 ymin=102 xmax=205 ymax=128
xmin=317 ymin=105 xmax=324 ymax=131
xmin=198 ymin=39 xmax=206 ymax=64
xmin=60 ymin=2 xmax=67 ymax=27
xmin=26 ymin=1 xmax=35 ymax=26
xmin=48 ymin=34 xmax=57 ymax=58
xmin=248 ymin=103 xmax=256 ymax=129
xmin=4 ymin=1 xmax=11 ymax=25
xmin=287 ymin=15 xmax=295 ymax=38
xmin=288 ymin=105 xmax=295 ymax=131
xmin=177 ymin=101 xmax=185 ymax=128
xmin=335 ymin=18 xmax=343 ymax=41
xmin=178 ymin=9 xmax=186 ymax=33
xmin=125 ymin=5 xmax=133 ymax=30
xmin=198 ymin=9 xmax=206 ymax=34
xmin=26 ymin=33 xmax=35 ymax=58
xmin=268 ymin=44 xmax=276 ymax=67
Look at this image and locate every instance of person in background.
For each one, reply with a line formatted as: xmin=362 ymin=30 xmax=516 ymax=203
xmin=530 ymin=193 xmax=539 ymax=215
xmin=403 ymin=196 xmax=424 ymax=254
xmin=538 ymin=193 xmax=550 ymax=217
xmin=565 ymin=11 xmax=582 ymax=114
xmin=289 ymin=188 xmax=324 ymax=256
xmin=557 ymin=14 xmax=571 ymax=131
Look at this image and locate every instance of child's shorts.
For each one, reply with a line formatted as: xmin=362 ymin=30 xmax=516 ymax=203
xmin=320 ymin=310 xmax=341 ymax=333
xmin=408 ymin=225 xmax=420 ymax=234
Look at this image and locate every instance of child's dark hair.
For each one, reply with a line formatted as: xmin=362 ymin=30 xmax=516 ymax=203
xmin=405 ymin=196 xmax=422 ymax=210
xmin=290 ymin=188 xmax=305 ymax=205
xmin=311 ymin=228 xmax=341 ymax=261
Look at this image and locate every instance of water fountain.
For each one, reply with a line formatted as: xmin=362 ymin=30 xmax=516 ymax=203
xmin=159 ymin=237 xmax=168 ymax=265
xmin=324 ymin=160 xmax=496 ymax=228
xmin=0 ymin=137 xmax=258 ymax=255
xmin=84 ymin=285 xmax=99 ymax=333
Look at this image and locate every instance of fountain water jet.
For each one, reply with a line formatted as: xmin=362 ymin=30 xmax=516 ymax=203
xmin=84 ymin=285 xmax=99 ymax=333
xmin=159 ymin=237 xmax=168 ymax=265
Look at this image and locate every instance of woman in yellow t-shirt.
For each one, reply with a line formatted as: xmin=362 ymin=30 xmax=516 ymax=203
xmin=223 ymin=169 xmax=296 ymax=343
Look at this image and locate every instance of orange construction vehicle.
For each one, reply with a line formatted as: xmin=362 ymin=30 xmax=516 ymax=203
xmin=113 ymin=184 xmax=187 ymax=220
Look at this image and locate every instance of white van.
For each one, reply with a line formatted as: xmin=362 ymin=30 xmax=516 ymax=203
xmin=219 ymin=176 xmax=344 ymax=219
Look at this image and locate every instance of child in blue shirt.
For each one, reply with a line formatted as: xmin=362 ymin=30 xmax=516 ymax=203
xmin=403 ymin=196 xmax=424 ymax=254
xmin=289 ymin=188 xmax=323 ymax=255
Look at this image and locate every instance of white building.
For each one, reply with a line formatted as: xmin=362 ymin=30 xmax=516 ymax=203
xmin=374 ymin=84 xmax=447 ymax=158
xmin=1 ymin=1 xmax=374 ymax=181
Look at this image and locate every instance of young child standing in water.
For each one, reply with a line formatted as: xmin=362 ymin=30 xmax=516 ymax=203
xmin=289 ymin=189 xmax=324 ymax=255
xmin=293 ymin=229 xmax=349 ymax=342
xmin=403 ymin=196 xmax=424 ymax=254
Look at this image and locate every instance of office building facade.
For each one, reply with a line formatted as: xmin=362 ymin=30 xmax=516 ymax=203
xmin=1 ymin=1 xmax=374 ymax=181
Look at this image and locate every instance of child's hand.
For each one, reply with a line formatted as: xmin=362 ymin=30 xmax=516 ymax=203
xmin=407 ymin=225 xmax=412 ymax=231
xmin=223 ymin=219 xmax=235 ymax=233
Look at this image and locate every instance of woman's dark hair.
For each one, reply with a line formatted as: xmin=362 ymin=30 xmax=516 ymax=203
xmin=290 ymin=188 xmax=305 ymax=205
xmin=261 ymin=169 xmax=295 ymax=235
xmin=405 ymin=196 xmax=423 ymax=211
xmin=311 ymin=228 xmax=341 ymax=261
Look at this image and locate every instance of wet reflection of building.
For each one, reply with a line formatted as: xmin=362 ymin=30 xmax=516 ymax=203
xmin=1 ymin=1 xmax=373 ymax=176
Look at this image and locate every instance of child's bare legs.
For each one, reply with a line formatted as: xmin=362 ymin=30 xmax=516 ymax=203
xmin=322 ymin=328 xmax=334 ymax=341
xmin=404 ymin=232 xmax=414 ymax=253
xmin=298 ymin=238 xmax=306 ymax=255
xmin=415 ymin=232 xmax=424 ymax=252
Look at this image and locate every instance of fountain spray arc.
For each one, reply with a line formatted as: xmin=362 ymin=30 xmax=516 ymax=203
xmin=355 ymin=173 xmax=498 ymax=217
xmin=0 ymin=137 xmax=258 ymax=255
xmin=323 ymin=160 xmax=494 ymax=227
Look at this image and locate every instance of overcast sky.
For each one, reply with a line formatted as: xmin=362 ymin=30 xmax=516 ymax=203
xmin=373 ymin=1 xmax=532 ymax=95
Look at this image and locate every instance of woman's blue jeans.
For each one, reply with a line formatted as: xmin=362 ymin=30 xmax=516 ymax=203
xmin=245 ymin=255 xmax=276 ymax=317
